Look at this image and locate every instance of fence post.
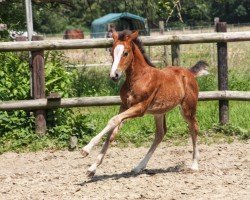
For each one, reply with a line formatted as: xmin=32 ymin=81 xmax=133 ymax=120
xmin=171 ymin=43 xmax=180 ymax=66
xmin=31 ymin=35 xmax=46 ymax=135
xmin=159 ymin=21 xmax=168 ymax=65
xmin=216 ymin=21 xmax=229 ymax=125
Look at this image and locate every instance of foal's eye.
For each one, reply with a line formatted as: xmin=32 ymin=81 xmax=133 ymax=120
xmin=123 ymin=52 xmax=128 ymax=57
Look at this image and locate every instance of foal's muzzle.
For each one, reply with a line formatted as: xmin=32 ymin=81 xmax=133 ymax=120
xmin=110 ymin=70 xmax=122 ymax=82
xmin=111 ymin=76 xmax=119 ymax=82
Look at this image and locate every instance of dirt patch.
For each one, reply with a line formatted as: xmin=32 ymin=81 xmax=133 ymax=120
xmin=0 ymin=141 xmax=249 ymax=200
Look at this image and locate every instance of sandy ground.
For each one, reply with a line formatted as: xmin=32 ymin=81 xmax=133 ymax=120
xmin=0 ymin=141 xmax=249 ymax=200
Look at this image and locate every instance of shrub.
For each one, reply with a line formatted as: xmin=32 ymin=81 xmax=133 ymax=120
xmin=211 ymin=123 xmax=249 ymax=140
xmin=0 ymin=51 xmax=94 ymax=153
xmin=73 ymin=67 xmax=123 ymax=97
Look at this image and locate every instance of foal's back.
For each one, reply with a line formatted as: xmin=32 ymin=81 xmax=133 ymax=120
xmin=162 ymin=66 xmax=199 ymax=95
xmin=146 ymin=66 xmax=199 ymax=114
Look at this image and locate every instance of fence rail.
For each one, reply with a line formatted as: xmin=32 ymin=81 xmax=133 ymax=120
xmin=0 ymin=91 xmax=249 ymax=111
xmin=0 ymin=31 xmax=250 ymax=52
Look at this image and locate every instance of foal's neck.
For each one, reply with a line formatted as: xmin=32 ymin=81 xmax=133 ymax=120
xmin=125 ymin=44 xmax=151 ymax=83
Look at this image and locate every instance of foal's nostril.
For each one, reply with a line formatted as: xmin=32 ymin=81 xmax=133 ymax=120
xmin=110 ymin=71 xmax=120 ymax=82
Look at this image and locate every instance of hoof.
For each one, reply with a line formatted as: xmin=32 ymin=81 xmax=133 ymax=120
xmin=86 ymin=170 xmax=96 ymax=179
xmin=190 ymin=163 xmax=199 ymax=171
xmin=80 ymin=149 xmax=89 ymax=158
xmin=131 ymin=167 xmax=142 ymax=174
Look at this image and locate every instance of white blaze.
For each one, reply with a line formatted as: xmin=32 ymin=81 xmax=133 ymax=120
xmin=110 ymin=44 xmax=124 ymax=77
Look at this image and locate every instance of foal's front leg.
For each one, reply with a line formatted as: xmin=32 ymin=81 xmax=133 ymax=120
xmin=86 ymin=124 xmax=121 ymax=177
xmin=85 ymin=106 xmax=126 ymax=177
xmin=81 ymin=102 xmax=148 ymax=177
xmin=80 ymin=114 xmax=121 ymax=158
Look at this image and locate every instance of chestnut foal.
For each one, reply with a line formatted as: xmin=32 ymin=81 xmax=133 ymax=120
xmin=81 ymin=30 xmax=208 ymax=177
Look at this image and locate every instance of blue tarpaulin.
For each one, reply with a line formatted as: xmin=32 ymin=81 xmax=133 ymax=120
xmin=91 ymin=12 xmax=147 ymax=38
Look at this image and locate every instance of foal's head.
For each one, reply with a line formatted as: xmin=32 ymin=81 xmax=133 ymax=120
xmin=110 ymin=30 xmax=139 ymax=82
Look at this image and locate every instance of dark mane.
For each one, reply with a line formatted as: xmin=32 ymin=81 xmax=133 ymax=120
xmin=118 ymin=30 xmax=155 ymax=67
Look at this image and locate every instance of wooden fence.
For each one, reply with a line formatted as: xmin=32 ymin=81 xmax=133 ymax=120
xmin=0 ymin=91 xmax=249 ymax=111
xmin=0 ymin=22 xmax=250 ymax=135
xmin=1 ymin=31 xmax=250 ymax=52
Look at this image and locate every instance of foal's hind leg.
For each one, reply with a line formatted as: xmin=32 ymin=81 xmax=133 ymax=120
xmin=132 ymin=114 xmax=166 ymax=174
xmin=181 ymin=101 xmax=200 ymax=170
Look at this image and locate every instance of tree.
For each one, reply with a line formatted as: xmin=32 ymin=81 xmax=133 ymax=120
xmin=0 ymin=0 xmax=26 ymax=30
xmin=211 ymin=0 xmax=250 ymax=23
xmin=32 ymin=0 xmax=73 ymax=7
xmin=0 ymin=0 xmax=249 ymax=34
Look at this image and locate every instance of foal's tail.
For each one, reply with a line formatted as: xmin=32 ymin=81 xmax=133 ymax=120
xmin=189 ymin=60 xmax=209 ymax=77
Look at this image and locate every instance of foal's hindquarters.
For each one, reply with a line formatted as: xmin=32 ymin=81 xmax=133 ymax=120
xmin=142 ymin=67 xmax=200 ymax=172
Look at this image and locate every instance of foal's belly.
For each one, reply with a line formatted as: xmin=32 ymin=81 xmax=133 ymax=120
xmin=146 ymin=99 xmax=180 ymax=114
xmin=146 ymin=90 xmax=183 ymax=114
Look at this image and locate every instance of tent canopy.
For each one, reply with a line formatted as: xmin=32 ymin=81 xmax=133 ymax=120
xmin=91 ymin=12 xmax=147 ymax=38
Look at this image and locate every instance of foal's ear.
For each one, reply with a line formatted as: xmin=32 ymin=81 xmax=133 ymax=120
xmin=130 ymin=31 xmax=139 ymax=41
xmin=112 ymin=31 xmax=118 ymax=42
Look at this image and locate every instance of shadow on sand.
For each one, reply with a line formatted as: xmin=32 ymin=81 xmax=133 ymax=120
xmin=77 ymin=162 xmax=189 ymax=186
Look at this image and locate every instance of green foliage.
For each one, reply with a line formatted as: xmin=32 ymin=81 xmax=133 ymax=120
xmin=44 ymin=51 xmax=77 ymax=97
xmin=0 ymin=128 xmax=37 ymax=152
xmin=33 ymin=4 xmax=68 ymax=34
xmin=0 ymin=111 xmax=34 ymax=135
xmin=229 ymin=69 xmax=250 ymax=91
xmin=0 ymin=52 xmax=32 ymax=141
xmin=71 ymin=113 xmax=97 ymax=144
xmin=73 ymin=67 xmax=122 ymax=97
xmin=157 ymin=0 xmax=250 ymax=26
xmin=157 ymin=0 xmax=176 ymax=19
xmin=197 ymin=72 xmax=217 ymax=91
xmin=211 ymin=0 xmax=250 ymax=23
xmin=40 ymin=51 xmax=97 ymax=148
xmin=1 ymin=0 xmax=250 ymax=34
xmin=0 ymin=52 xmax=30 ymax=100
xmin=46 ymin=109 xmax=96 ymax=148
xmin=210 ymin=123 xmax=249 ymax=140
xmin=0 ymin=30 xmax=9 ymax=40
xmin=0 ymin=51 xmax=95 ymax=153
xmin=0 ymin=0 xmax=26 ymax=31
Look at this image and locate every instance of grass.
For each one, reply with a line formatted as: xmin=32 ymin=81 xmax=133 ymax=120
xmin=75 ymin=100 xmax=250 ymax=148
